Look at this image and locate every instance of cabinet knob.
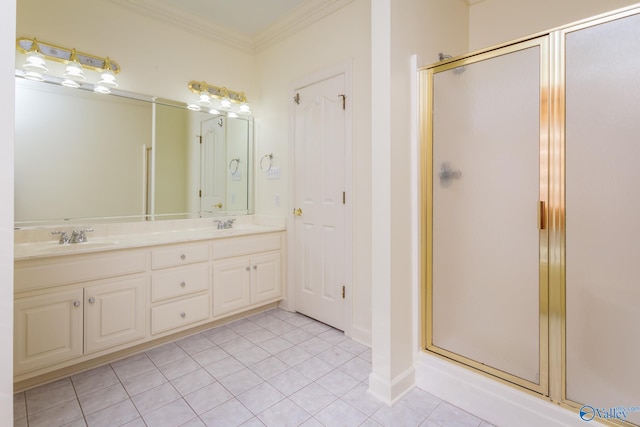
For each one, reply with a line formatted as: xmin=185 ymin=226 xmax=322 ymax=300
xmin=253 ymin=265 xmax=258 ymax=270
xmin=245 ymin=266 xmax=250 ymax=271
xmin=73 ymin=300 xmax=81 ymax=307
xmin=180 ymin=312 xmax=186 ymax=318
xmin=180 ymin=254 xmax=186 ymax=260
xmin=180 ymin=281 xmax=186 ymax=288
xmin=88 ymin=297 xmax=95 ymax=304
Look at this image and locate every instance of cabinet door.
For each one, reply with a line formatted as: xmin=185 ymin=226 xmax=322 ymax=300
xmin=212 ymin=257 xmax=251 ymax=316
xmin=84 ymin=277 xmax=146 ymax=354
xmin=14 ymin=289 xmax=83 ymax=375
xmin=250 ymin=252 xmax=282 ymax=304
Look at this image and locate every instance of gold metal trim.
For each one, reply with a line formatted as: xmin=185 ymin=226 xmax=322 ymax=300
xmin=16 ymin=37 xmax=121 ymax=73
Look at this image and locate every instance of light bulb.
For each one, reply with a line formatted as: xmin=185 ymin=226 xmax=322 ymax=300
xmin=23 ymin=50 xmax=48 ymax=73
xmin=198 ymin=93 xmax=212 ymax=107
xmin=23 ymin=70 xmax=45 ymax=81
xmin=61 ymin=79 xmax=80 ymax=88
xmin=94 ymin=85 xmax=111 ymax=94
xmin=209 ymin=108 xmax=220 ymax=115
xmin=219 ymin=97 xmax=232 ymax=111
xmin=98 ymin=69 xmax=118 ymax=88
xmin=238 ymin=102 xmax=251 ymax=115
xmin=64 ymin=60 xmax=85 ymax=80
xmin=187 ymin=104 xmax=201 ymax=111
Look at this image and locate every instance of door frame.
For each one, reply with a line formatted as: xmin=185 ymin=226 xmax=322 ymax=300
xmin=285 ymin=61 xmax=353 ymax=336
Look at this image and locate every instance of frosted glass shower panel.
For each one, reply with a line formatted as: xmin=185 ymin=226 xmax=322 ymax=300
xmin=565 ymin=13 xmax=640 ymax=424
xmin=431 ymin=46 xmax=542 ymax=384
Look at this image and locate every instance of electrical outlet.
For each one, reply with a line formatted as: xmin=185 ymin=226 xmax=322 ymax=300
xmin=267 ymin=166 xmax=280 ymax=180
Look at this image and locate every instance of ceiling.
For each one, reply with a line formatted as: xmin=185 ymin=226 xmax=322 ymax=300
xmin=152 ymin=0 xmax=310 ymax=36
xmin=109 ymin=0 xmax=352 ymax=53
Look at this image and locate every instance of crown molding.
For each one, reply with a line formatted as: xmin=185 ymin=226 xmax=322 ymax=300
xmin=253 ymin=0 xmax=357 ymax=52
xmin=106 ymin=0 xmax=255 ymax=53
xmin=106 ymin=0 xmax=355 ymax=54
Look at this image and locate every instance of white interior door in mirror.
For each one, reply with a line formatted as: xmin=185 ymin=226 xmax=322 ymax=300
xmin=200 ymin=117 xmax=226 ymax=214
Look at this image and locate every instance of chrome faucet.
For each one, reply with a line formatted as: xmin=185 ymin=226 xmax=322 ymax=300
xmin=215 ymin=218 xmax=235 ymax=230
xmin=52 ymin=228 xmax=93 ymax=244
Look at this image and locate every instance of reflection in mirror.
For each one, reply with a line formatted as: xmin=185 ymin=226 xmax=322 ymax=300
xmin=14 ymin=77 xmax=253 ymax=227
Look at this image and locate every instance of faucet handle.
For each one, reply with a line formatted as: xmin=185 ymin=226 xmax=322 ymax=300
xmin=51 ymin=230 xmax=70 ymax=245
xmin=78 ymin=228 xmax=94 ymax=243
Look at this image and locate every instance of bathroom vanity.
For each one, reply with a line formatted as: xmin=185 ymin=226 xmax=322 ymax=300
xmin=13 ymin=219 xmax=285 ymax=387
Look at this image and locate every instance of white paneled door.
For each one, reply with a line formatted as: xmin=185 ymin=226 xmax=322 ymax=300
xmin=293 ymin=73 xmax=347 ymax=331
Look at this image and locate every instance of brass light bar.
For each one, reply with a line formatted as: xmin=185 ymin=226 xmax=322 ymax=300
xmin=188 ymin=80 xmax=248 ymax=103
xmin=16 ymin=37 xmax=121 ymax=74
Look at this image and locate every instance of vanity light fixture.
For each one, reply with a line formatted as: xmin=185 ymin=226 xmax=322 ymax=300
xmin=21 ymin=38 xmax=48 ymax=81
xmin=16 ymin=37 xmax=121 ymax=93
xmin=188 ymin=80 xmax=251 ymax=116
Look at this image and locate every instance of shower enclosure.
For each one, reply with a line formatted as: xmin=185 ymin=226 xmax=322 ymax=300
xmin=421 ymin=5 xmax=640 ymax=426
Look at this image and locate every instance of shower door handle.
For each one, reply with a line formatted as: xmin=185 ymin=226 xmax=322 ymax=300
xmin=539 ymin=201 xmax=546 ymax=230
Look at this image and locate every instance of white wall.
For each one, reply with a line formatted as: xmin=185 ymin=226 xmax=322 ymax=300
xmin=16 ymin=0 xmax=257 ymax=106
xmin=255 ymin=0 xmax=373 ymax=342
xmin=469 ymin=0 xmax=639 ymax=51
xmin=368 ymin=0 xmax=468 ymax=403
xmin=1 ymin=1 xmax=16 ymax=424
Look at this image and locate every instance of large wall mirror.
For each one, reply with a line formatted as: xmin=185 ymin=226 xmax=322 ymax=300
xmin=14 ymin=77 xmax=253 ymax=227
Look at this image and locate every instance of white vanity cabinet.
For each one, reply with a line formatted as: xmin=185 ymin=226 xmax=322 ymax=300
xmin=150 ymin=243 xmax=211 ymax=335
xmin=212 ymin=233 xmax=283 ymax=316
xmin=14 ymin=289 xmax=84 ymax=375
xmin=13 ymin=227 xmax=285 ymax=385
xmin=14 ymin=249 xmax=147 ymax=376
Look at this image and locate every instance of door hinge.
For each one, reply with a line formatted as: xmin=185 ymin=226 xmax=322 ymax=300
xmin=294 ymin=93 xmax=300 ymax=104
xmin=342 ymin=191 xmax=346 ymax=205
xmin=198 ymin=135 xmax=202 ymax=144
xmin=339 ymin=94 xmax=346 ymax=110
xmin=342 ymin=285 xmax=345 ymax=299
xmin=198 ymin=190 xmax=202 ymax=198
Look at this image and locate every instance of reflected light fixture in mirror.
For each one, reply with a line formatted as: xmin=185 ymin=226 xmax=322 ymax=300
xmin=16 ymin=37 xmax=120 ymax=94
xmin=187 ymin=80 xmax=251 ymax=116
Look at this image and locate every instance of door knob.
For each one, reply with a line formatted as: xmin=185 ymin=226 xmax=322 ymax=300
xmin=213 ymin=202 xmax=223 ymax=209
xmin=293 ymin=208 xmax=303 ymax=216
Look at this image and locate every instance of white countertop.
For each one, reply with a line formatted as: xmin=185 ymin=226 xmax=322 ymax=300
xmin=14 ymin=217 xmax=285 ymax=261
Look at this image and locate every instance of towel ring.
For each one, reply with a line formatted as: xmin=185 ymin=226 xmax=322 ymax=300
xmin=260 ymin=153 xmax=273 ymax=172
xmin=228 ymin=157 xmax=240 ymax=175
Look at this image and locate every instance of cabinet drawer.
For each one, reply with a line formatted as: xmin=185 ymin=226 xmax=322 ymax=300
xmin=15 ymin=250 xmax=146 ymax=292
xmin=151 ymin=243 xmax=209 ymax=269
xmin=151 ymin=263 xmax=209 ymax=302
xmin=212 ymin=233 xmax=281 ymax=260
xmin=151 ymin=294 xmax=210 ymax=335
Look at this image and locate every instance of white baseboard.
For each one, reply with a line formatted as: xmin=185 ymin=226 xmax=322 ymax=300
xmin=368 ymin=365 xmax=416 ymax=406
xmin=415 ymin=352 xmax=606 ymax=427
xmin=348 ymin=323 xmax=371 ymax=347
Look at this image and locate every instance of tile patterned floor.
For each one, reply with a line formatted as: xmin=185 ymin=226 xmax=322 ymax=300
xmin=14 ymin=309 xmax=496 ymax=427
